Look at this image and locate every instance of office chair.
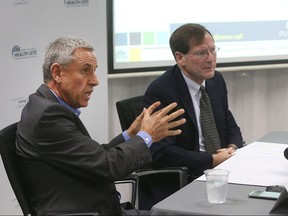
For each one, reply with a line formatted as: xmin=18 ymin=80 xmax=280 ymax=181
xmin=0 ymin=123 xmax=99 ymax=216
xmin=0 ymin=123 xmax=32 ymax=216
xmin=116 ymin=95 xmax=188 ymax=210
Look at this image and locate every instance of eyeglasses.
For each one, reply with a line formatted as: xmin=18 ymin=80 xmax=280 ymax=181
xmin=186 ymin=47 xmax=220 ymax=58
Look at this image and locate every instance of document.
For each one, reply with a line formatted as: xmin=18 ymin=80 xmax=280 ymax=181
xmin=197 ymin=142 xmax=288 ymax=187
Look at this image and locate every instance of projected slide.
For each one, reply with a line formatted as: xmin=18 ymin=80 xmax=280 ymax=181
xmin=108 ymin=0 xmax=288 ymax=72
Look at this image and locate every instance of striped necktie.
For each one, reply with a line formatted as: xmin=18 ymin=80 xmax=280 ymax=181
xmin=200 ymin=85 xmax=221 ymax=154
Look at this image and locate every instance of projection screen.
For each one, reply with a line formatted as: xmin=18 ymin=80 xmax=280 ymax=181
xmin=107 ymin=0 xmax=288 ymax=74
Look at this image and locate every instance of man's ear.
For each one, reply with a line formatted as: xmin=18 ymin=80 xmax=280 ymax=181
xmin=175 ymin=51 xmax=185 ymax=66
xmin=50 ymin=63 xmax=62 ymax=83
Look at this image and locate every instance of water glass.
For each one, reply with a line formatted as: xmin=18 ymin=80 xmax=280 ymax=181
xmin=204 ymin=169 xmax=230 ymax=204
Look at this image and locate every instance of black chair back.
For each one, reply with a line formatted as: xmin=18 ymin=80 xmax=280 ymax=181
xmin=116 ymin=95 xmax=144 ymax=131
xmin=0 ymin=122 xmax=32 ymax=216
xmin=115 ymin=96 xmax=189 ymax=210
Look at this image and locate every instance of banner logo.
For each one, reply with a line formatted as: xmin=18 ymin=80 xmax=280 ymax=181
xmin=64 ymin=0 xmax=89 ymax=7
xmin=12 ymin=45 xmax=37 ymax=59
xmin=13 ymin=0 xmax=31 ymax=6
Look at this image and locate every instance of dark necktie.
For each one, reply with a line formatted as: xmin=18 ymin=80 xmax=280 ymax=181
xmin=200 ymin=85 xmax=221 ymax=154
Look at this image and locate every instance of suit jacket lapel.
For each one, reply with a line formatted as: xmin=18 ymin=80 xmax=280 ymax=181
xmin=205 ymin=78 xmax=217 ymax=111
xmin=174 ymin=68 xmax=198 ymax=127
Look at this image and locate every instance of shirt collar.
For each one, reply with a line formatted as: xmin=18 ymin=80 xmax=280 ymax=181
xmin=49 ymin=89 xmax=81 ymax=117
xmin=180 ymin=70 xmax=205 ymax=96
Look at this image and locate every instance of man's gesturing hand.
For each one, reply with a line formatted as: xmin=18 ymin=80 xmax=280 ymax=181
xmin=140 ymin=102 xmax=186 ymax=143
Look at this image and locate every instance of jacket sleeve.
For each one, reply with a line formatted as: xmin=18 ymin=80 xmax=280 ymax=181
xmin=30 ymin=104 xmax=152 ymax=182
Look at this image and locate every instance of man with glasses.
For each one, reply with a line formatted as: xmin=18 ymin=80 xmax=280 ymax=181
xmin=141 ymin=23 xmax=244 ymax=210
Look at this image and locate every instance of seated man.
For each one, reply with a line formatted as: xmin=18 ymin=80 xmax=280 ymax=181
xmin=141 ymin=23 xmax=244 ymax=209
xmin=16 ymin=36 xmax=186 ymax=216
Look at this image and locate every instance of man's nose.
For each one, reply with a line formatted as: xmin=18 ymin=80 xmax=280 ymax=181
xmin=89 ymin=73 xmax=99 ymax=86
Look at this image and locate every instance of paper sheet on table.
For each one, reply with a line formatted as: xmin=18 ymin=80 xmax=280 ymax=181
xmin=197 ymin=142 xmax=288 ymax=187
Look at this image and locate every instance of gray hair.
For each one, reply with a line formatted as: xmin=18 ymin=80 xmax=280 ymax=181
xmin=42 ymin=36 xmax=95 ymax=83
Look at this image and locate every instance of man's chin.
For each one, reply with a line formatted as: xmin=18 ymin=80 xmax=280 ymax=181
xmin=205 ymin=70 xmax=215 ymax=79
xmin=79 ymin=102 xmax=89 ymax=108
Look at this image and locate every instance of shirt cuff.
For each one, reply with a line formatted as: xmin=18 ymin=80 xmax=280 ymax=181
xmin=137 ymin=131 xmax=153 ymax=148
xmin=122 ymin=130 xmax=152 ymax=148
xmin=122 ymin=130 xmax=131 ymax=141
xmin=227 ymin=144 xmax=238 ymax=150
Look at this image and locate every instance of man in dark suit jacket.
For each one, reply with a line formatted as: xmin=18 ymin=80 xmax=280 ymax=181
xmin=141 ymin=23 xmax=244 ymax=209
xmin=15 ymin=36 xmax=185 ymax=216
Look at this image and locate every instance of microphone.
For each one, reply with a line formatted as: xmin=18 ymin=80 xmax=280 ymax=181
xmin=284 ymin=148 xmax=288 ymax=160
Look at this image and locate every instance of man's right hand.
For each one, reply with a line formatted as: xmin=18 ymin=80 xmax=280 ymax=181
xmin=139 ymin=102 xmax=186 ymax=143
xmin=212 ymin=147 xmax=236 ymax=167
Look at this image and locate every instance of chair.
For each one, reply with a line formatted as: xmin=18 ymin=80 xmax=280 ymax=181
xmin=116 ymin=95 xmax=145 ymax=131
xmin=0 ymin=122 xmax=31 ymax=216
xmin=0 ymin=123 xmax=98 ymax=216
xmin=116 ymin=95 xmax=188 ymax=210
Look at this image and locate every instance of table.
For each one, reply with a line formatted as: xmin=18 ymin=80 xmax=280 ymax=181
xmin=151 ymin=131 xmax=288 ymax=215
xmin=151 ymin=181 xmax=276 ymax=215
xmin=257 ymin=131 xmax=288 ymax=144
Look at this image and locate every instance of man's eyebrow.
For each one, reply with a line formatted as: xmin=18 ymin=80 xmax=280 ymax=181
xmin=82 ymin=63 xmax=94 ymax=68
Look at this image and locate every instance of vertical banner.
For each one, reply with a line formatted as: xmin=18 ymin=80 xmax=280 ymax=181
xmin=0 ymin=0 xmax=108 ymax=214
